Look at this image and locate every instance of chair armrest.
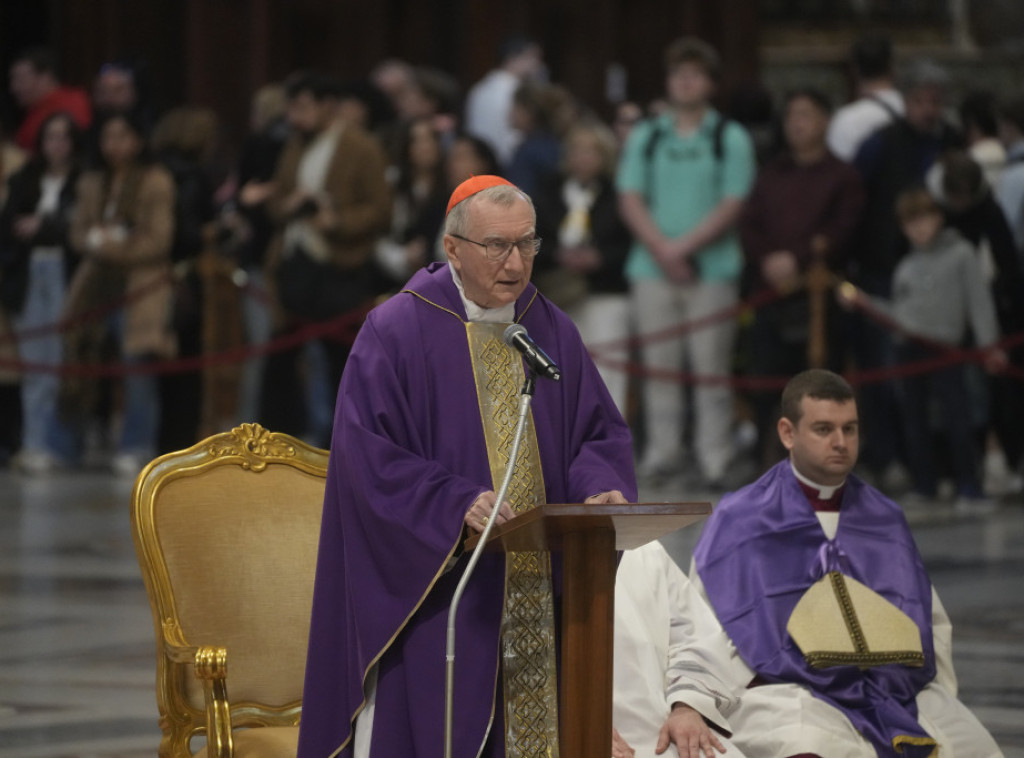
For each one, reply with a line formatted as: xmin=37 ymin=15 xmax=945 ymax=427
xmin=164 ymin=635 xmax=233 ymax=758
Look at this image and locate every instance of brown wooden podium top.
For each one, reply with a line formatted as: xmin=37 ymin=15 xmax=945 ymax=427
xmin=464 ymin=501 xmax=711 ymax=553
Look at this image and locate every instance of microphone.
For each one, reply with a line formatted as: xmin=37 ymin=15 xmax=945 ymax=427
xmin=503 ymin=324 xmax=561 ymax=382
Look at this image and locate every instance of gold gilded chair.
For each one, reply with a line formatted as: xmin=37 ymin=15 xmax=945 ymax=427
xmin=130 ymin=423 xmax=329 ymax=757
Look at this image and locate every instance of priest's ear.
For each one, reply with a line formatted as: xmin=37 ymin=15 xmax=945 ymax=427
xmin=443 ymin=234 xmax=462 ymax=271
xmin=777 ymin=415 xmax=796 ymax=451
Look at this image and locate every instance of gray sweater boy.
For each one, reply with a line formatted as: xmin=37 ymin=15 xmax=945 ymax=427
xmin=870 ymin=227 xmax=1000 ymax=347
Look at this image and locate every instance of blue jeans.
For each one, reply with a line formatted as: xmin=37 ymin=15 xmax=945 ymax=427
xmin=237 ymin=267 xmax=273 ymax=425
xmin=16 ymin=252 xmax=75 ymax=460
xmin=108 ymin=312 xmax=159 ymax=458
xmin=120 ymin=360 xmax=159 ymax=457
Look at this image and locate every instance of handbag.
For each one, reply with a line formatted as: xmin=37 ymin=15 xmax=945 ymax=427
xmin=275 ymin=246 xmax=376 ymax=321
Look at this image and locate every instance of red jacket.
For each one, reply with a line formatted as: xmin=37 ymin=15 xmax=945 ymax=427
xmin=16 ymin=86 xmax=92 ymax=151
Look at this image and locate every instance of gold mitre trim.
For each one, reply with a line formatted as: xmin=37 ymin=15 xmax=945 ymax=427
xmin=787 ymin=571 xmax=925 ymax=669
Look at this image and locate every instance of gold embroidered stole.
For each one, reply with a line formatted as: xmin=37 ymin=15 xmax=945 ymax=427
xmin=466 ymin=322 xmax=560 ymax=758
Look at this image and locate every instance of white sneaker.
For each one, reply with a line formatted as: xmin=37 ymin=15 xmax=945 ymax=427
xmin=983 ymin=449 xmax=1015 ymax=496
xmin=636 ymin=458 xmax=682 ymax=486
xmin=14 ymin=450 xmax=59 ymax=476
xmin=111 ymin=452 xmax=145 ymax=478
xmin=881 ymin=461 xmax=912 ymax=495
xmin=1006 ymin=473 xmax=1024 ymax=496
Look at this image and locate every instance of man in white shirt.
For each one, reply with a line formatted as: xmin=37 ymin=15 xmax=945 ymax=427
xmin=827 ymin=34 xmax=904 ymax=162
xmin=464 ymin=35 xmax=545 ymax=167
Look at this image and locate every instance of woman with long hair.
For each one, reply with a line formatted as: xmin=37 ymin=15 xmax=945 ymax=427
xmin=376 ymin=116 xmax=448 ymax=278
xmin=0 ymin=112 xmax=84 ymax=473
xmin=65 ymin=111 xmax=176 ymax=476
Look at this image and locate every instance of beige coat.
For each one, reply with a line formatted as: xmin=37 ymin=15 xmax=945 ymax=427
xmin=267 ymin=123 xmax=391 ymax=272
xmin=67 ymin=165 xmax=177 ymax=358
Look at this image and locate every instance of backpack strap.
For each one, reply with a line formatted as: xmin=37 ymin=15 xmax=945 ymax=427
xmin=642 ymin=119 xmax=665 ymax=200
xmin=641 ymin=114 xmax=730 ymax=199
xmin=866 ymin=94 xmax=900 ymax=123
xmin=712 ymin=113 xmax=727 ymax=162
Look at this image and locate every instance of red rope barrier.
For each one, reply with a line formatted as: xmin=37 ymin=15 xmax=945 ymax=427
xmin=4 ymin=269 xmax=1022 ymax=387
xmin=0 ymin=302 xmax=371 ymax=377
xmin=586 ymin=284 xmax=787 ymax=355
xmin=1 ymin=266 xmax=182 ymax=346
xmin=586 ymin=281 xmax=1024 ymax=387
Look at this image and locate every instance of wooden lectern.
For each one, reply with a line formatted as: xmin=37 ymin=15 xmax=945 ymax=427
xmin=465 ymin=501 xmax=711 ymax=758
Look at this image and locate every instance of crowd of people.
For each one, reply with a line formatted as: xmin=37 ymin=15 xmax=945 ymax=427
xmin=1 ymin=33 xmax=1022 ymax=506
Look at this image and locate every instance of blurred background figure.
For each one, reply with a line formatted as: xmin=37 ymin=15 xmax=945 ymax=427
xmin=261 ymin=70 xmax=390 ymax=446
xmin=445 ymin=132 xmax=501 ymax=192
xmin=727 ymin=81 xmax=777 ymax=166
xmin=0 ymin=112 xmax=83 ymax=473
xmin=333 ymin=78 xmax=394 ymax=138
xmin=369 ymin=58 xmax=416 ymax=115
xmin=8 ymin=47 xmax=91 ymax=154
xmin=393 ymin=67 xmax=462 ymax=150
xmin=852 ymin=188 xmax=1004 ymax=507
xmin=92 ymin=61 xmax=138 ymax=115
xmin=0 ymin=121 xmax=28 ymax=203
xmin=150 ymin=106 xmax=220 ymax=452
xmin=505 ymin=82 xmax=569 ymax=197
xmin=91 ymin=59 xmax=152 ymax=125
xmin=617 ymin=37 xmax=756 ymax=490
xmin=368 ymin=58 xmax=416 ymax=154
xmin=0 ymin=120 xmax=28 ymax=465
xmin=612 ymin=100 xmax=643 ymax=148
xmin=996 ymin=94 xmax=1024 ymax=256
xmin=375 ymin=116 xmax=447 ymax=281
xmin=740 ymin=88 xmax=863 ymax=469
xmin=534 ymin=121 xmax=633 ymax=416
xmin=64 ymin=111 xmax=177 ymax=477
xmin=221 ymin=83 xmax=289 ymax=426
xmin=849 ymin=57 xmax=962 ymax=488
xmin=464 ymin=33 xmax=545 ymax=167
xmin=827 ymin=34 xmax=903 ymax=162
xmin=942 ymin=151 xmax=1024 ymax=497
xmin=86 ymin=58 xmax=155 ymax=170
xmin=960 ymin=90 xmax=1007 ymax=191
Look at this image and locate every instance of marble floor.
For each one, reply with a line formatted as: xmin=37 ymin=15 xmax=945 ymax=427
xmin=0 ymin=467 xmax=1022 ymax=757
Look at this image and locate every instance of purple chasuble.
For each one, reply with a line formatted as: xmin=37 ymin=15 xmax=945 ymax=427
xmin=297 ymin=262 xmax=636 ymax=758
xmin=694 ymin=461 xmax=937 ymax=757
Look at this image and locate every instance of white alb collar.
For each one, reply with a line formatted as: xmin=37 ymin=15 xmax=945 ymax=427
xmin=449 ymin=264 xmax=515 ymax=324
xmin=790 ymin=460 xmax=844 ymax=500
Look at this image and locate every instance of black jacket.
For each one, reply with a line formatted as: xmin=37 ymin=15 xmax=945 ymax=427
xmin=533 ymin=173 xmax=633 ymax=295
xmin=946 ymin=191 xmax=1024 ymax=334
xmin=0 ymin=163 xmax=80 ymax=313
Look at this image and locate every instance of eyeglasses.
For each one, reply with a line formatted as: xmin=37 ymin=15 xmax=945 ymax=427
xmin=450 ymin=233 xmax=542 ymax=261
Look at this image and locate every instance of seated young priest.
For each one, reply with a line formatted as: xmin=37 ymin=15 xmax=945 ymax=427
xmin=690 ymin=369 xmax=1000 ymax=758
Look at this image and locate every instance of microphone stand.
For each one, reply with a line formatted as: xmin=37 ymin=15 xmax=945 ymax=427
xmin=443 ymin=370 xmax=537 ymax=758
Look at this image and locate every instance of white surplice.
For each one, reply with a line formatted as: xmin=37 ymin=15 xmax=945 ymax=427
xmin=613 ymin=540 xmax=750 ymax=757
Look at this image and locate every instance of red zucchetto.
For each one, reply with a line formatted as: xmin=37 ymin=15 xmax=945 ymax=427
xmin=445 ymin=175 xmax=516 ymax=215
